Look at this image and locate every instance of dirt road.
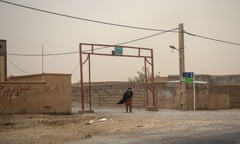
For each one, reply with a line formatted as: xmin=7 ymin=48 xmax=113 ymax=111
xmin=1 ymin=107 xmax=240 ymax=144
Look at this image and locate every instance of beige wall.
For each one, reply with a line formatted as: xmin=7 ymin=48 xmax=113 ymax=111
xmin=0 ymin=81 xmax=45 ymax=113
xmin=156 ymin=83 xmax=240 ymax=110
xmin=0 ymin=73 xmax=72 ymax=114
xmin=72 ymin=81 xmax=240 ymax=110
xmin=72 ymin=82 xmax=146 ymax=109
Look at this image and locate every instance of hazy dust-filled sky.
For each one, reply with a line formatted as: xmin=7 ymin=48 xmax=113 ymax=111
xmin=1 ymin=0 xmax=240 ymax=83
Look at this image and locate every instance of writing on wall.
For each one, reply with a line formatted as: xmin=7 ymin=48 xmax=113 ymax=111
xmin=0 ymin=84 xmax=31 ymax=103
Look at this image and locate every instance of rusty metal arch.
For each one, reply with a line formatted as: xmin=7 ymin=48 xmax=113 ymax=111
xmin=79 ymin=43 xmax=155 ymax=112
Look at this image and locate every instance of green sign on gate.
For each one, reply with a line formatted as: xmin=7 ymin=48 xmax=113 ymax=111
xmin=114 ymin=47 xmax=123 ymax=55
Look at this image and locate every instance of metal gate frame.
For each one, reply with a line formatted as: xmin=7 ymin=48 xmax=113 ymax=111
xmin=79 ymin=43 xmax=156 ymax=112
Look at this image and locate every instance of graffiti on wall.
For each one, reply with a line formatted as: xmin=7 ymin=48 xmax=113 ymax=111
xmin=0 ymin=84 xmax=31 ymax=103
xmin=0 ymin=83 xmax=63 ymax=104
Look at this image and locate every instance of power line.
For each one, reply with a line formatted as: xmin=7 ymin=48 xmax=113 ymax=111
xmin=8 ymin=59 xmax=28 ymax=74
xmin=185 ymin=31 xmax=240 ymax=46
xmin=1 ymin=1 xmax=239 ymax=46
xmin=118 ymin=28 xmax=178 ymax=46
xmin=7 ymin=51 xmax=78 ymax=56
xmin=71 ymin=61 xmax=80 ymax=74
xmin=8 ymin=27 xmax=178 ymax=56
xmin=0 ymin=0 xmax=177 ymax=33
xmin=8 ymin=27 xmax=240 ymax=60
xmin=91 ymin=28 xmax=178 ymax=51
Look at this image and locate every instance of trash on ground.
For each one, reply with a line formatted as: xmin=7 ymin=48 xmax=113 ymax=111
xmin=99 ymin=118 xmax=107 ymax=122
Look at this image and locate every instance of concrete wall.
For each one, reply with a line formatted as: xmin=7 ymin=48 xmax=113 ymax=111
xmin=72 ymin=82 xmax=180 ymax=109
xmin=0 ymin=73 xmax=72 ymax=114
xmin=229 ymin=85 xmax=240 ymax=108
xmin=155 ymin=82 xmax=180 ymax=109
xmin=157 ymin=83 xmax=240 ymax=110
xmin=72 ymin=81 xmax=240 ymax=110
xmin=72 ymin=82 xmax=147 ymax=109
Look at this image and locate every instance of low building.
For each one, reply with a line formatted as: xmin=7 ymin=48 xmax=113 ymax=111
xmin=0 ymin=73 xmax=72 ymax=114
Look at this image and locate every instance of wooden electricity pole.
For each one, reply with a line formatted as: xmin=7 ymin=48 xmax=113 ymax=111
xmin=178 ymin=23 xmax=186 ymax=110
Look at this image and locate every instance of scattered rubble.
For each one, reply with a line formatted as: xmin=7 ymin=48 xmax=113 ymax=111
xmin=99 ymin=118 xmax=107 ymax=122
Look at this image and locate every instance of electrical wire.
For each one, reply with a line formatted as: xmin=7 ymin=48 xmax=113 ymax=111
xmin=90 ymin=28 xmax=178 ymax=51
xmin=0 ymin=0 xmax=178 ymax=56
xmin=8 ymin=26 xmax=177 ymax=75
xmin=8 ymin=27 xmax=178 ymax=56
xmin=7 ymin=51 xmax=78 ymax=57
xmin=69 ymin=28 xmax=178 ymax=74
xmin=7 ymin=59 xmax=28 ymax=74
xmin=3 ymin=0 xmax=239 ymax=78
xmin=118 ymin=28 xmax=178 ymax=46
xmin=71 ymin=61 xmax=80 ymax=74
xmin=185 ymin=31 xmax=240 ymax=46
xmin=0 ymin=0 xmax=177 ymax=33
xmin=1 ymin=1 xmax=239 ymax=46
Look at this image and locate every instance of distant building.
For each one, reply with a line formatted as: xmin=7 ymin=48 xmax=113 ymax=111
xmin=0 ymin=40 xmax=72 ymax=114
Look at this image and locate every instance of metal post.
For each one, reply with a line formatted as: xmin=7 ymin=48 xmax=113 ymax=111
xmin=144 ymin=57 xmax=149 ymax=107
xmin=151 ymin=49 xmax=156 ymax=106
xmin=79 ymin=43 xmax=155 ymax=111
xmin=79 ymin=44 xmax=84 ymax=112
xmin=4 ymin=43 xmax=7 ymax=81
xmin=193 ymin=73 xmax=196 ymax=111
xmin=42 ymin=44 xmax=44 ymax=74
xmin=88 ymin=54 xmax=92 ymax=111
xmin=179 ymin=23 xmax=186 ymax=110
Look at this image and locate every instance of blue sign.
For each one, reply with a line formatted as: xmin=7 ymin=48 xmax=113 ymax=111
xmin=183 ymin=72 xmax=194 ymax=83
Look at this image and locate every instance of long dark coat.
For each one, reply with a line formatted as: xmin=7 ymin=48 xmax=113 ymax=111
xmin=117 ymin=89 xmax=133 ymax=104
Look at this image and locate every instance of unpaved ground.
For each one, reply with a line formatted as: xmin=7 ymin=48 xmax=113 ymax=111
xmin=1 ymin=107 xmax=240 ymax=144
xmin=0 ymin=108 xmax=166 ymax=144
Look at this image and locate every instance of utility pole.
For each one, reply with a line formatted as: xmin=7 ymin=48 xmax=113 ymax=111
xmin=178 ymin=23 xmax=186 ymax=110
xmin=42 ymin=44 xmax=44 ymax=74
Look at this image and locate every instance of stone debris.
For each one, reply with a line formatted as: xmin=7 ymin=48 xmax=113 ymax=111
xmin=99 ymin=118 xmax=107 ymax=122
xmin=89 ymin=120 xmax=94 ymax=124
xmin=85 ymin=120 xmax=94 ymax=125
